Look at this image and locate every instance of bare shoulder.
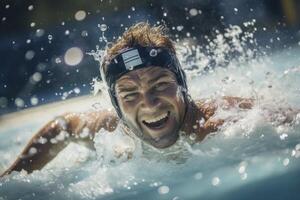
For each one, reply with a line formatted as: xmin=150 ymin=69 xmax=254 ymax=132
xmin=62 ymin=109 xmax=119 ymax=134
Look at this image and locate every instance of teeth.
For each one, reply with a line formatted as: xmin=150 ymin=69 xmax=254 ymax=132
xmin=144 ymin=112 xmax=168 ymax=124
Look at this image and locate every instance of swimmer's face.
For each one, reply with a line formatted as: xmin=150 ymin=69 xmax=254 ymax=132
xmin=115 ymin=67 xmax=186 ymax=148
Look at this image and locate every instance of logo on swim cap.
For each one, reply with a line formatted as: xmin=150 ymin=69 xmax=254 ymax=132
xmin=121 ymin=49 xmax=142 ymax=70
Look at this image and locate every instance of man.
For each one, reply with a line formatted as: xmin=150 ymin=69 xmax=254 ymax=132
xmin=1 ymin=22 xmax=263 ymax=176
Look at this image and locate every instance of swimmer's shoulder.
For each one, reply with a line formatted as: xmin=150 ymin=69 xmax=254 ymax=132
xmin=62 ymin=109 xmax=119 ymax=134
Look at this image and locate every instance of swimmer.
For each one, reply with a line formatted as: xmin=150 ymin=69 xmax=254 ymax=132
xmin=1 ymin=22 xmax=296 ymax=176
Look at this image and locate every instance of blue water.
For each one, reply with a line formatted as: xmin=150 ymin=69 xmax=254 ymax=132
xmin=1 ymin=40 xmax=300 ymax=199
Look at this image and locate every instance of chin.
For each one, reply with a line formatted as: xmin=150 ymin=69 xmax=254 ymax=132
xmin=147 ymin=132 xmax=179 ymax=148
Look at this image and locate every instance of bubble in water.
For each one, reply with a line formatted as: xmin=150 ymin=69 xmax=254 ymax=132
xmin=29 ymin=147 xmax=37 ymax=155
xmin=5 ymin=4 xmax=10 ymax=9
xmin=99 ymin=24 xmax=107 ymax=32
xmin=283 ymin=158 xmax=289 ymax=166
xmin=176 ymin=25 xmax=184 ymax=31
xmin=25 ymin=50 xmax=35 ymax=60
xmin=2 ymin=17 xmax=6 ymax=22
xmin=189 ymin=133 xmax=197 ymax=140
xmin=65 ymin=30 xmax=70 ymax=35
xmin=194 ymin=172 xmax=203 ymax=180
xmin=28 ymin=5 xmax=34 ymax=11
xmin=212 ymin=177 xmax=220 ymax=186
xmin=131 ymin=6 xmax=135 ymax=11
xmin=74 ymin=10 xmax=86 ymax=21
xmin=234 ymin=8 xmax=238 ymax=12
xmin=55 ymin=57 xmax=62 ymax=64
xmin=158 ymin=185 xmax=170 ymax=194
xmin=32 ymin=72 xmax=42 ymax=82
xmin=163 ymin=12 xmax=167 ymax=17
xmin=30 ymin=22 xmax=36 ymax=27
xmin=48 ymin=34 xmax=53 ymax=40
xmin=64 ymin=47 xmax=83 ymax=66
xmin=280 ymin=133 xmax=288 ymax=140
xmin=241 ymin=173 xmax=248 ymax=180
xmin=35 ymin=29 xmax=44 ymax=37
xmin=81 ymin=30 xmax=88 ymax=37
xmin=238 ymin=165 xmax=246 ymax=174
xmin=26 ymin=39 xmax=31 ymax=44
xmin=74 ymin=87 xmax=81 ymax=94
xmin=189 ymin=8 xmax=198 ymax=16
xmin=15 ymin=98 xmax=25 ymax=108
xmin=30 ymin=96 xmax=39 ymax=105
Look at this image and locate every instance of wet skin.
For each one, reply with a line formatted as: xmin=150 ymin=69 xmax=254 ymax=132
xmin=115 ymin=67 xmax=187 ymax=148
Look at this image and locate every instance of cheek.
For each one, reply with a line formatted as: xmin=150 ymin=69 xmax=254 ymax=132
xmin=119 ymin=100 xmax=139 ymax=121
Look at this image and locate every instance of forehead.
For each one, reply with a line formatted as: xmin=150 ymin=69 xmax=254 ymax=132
xmin=116 ymin=66 xmax=175 ymax=85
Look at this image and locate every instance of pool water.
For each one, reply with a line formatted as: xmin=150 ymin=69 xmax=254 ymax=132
xmin=1 ymin=31 xmax=300 ymax=200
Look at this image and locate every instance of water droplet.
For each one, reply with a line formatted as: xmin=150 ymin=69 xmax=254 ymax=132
xmin=241 ymin=173 xmax=247 ymax=180
xmin=15 ymin=98 xmax=25 ymax=108
xmin=128 ymin=66 xmax=134 ymax=70
xmin=65 ymin=30 xmax=70 ymax=35
xmin=25 ymin=50 xmax=35 ymax=60
xmin=81 ymin=30 xmax=88 ymax=37
xmin=189 ymin=133 xmax=197 ymax=140
xmin=55 ymin=57 xmax=62 ymax=64
xmin=176 ymin=25 xmax=184 ymax=31
xmin=32 ymin=72 xmax=42 ymax=82
xmin=158 ymin=185 xmax=169 ymax=194
xmin=64 ymin=47 xmax=83 ymax=66
xmin=149 ymin=49 xmax=158 ymax=57
xmin=238 ymin=165 xmax=246 ymax=174
xmin=189 ymin=8 xmax=198 ymax=16
xmin=74 ymin=10 xmax=86 ymax=21
xmin=48 ymin=34 xmax=53 ymax=40
xmin=74 ymin=87 xmax=80 ymax=94
xmin=212 ymin=177 xmax=220 ymax=186
xmin=28 ymin=5 xmax=34 ymax=11
xmin=35 ymin=29 xmax=45 ymax=37
xmin=283 ymin=158 xmax=289 ymax=166
xmin=30 ymin=96 xmax=39 ymax=105
xmin=99 ymin=24 xmax=107 ymax=31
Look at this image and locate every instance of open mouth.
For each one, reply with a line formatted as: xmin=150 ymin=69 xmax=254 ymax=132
xmin=142 ymin=111 xmax=170 ymax=130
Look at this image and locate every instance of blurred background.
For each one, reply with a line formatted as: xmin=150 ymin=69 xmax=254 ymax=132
xmin=1 ymin=0 xmax=300 ymax=115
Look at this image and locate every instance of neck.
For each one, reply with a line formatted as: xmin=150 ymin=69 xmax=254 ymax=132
xmin=180 ymin=100 xmax=204 ymax=135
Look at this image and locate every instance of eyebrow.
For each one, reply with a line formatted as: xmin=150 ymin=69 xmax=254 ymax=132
xmin=116 ymin=85 xmax=138 ymax=93
xmin=148 ymin=73 xmax=174 ymax=85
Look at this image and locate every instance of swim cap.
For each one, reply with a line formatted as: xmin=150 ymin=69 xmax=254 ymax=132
xmin=101 ymin=45 xmax=187 ymax=118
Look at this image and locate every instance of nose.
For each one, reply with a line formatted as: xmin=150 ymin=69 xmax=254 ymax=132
xmin=140 ymin=92 xmax=159 ymax=111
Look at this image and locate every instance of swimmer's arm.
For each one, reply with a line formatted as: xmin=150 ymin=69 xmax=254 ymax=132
xmin=195 ymin=97 xmax=254 ymax=135
xmin=1 ymin=111 xmax=118 ymax=176
xmin=221 ymin=96 xmax=254 ymax=109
